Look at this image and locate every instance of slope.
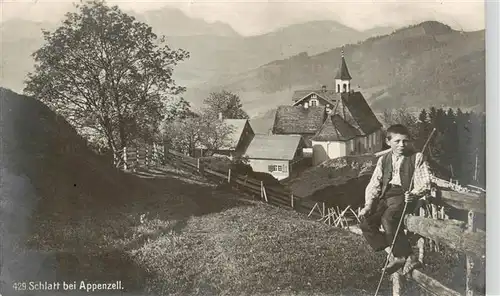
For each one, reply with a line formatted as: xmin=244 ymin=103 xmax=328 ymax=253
xmin=0 ymin=87 xmax=389 ymax=295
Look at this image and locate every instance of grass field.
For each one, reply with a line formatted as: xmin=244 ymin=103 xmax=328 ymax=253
xmin=15 ymin=162 xmax=482 ymax=296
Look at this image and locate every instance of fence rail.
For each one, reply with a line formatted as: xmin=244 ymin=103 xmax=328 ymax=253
xmin=124 ymin=147 xmax=485 ymax=296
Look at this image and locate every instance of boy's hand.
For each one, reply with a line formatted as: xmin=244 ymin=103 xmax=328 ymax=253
xmin=359 ymin=206 xmax=372 ymax=220
xmin=404 ymin=191 xmax=417 ymax=203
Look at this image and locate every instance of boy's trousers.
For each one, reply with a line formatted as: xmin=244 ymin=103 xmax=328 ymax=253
xmin=360 ymin=185 xmax=416 ymax=258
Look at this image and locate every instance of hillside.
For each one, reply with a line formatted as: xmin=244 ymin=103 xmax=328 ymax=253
xmin=0 ymin=87 xmax=397 ymax=296
xmin=206 ymin=21 xmax=485 ymax=116
xmin=0 ymin=87 xmax=389 ymax=295
xmin=0 ymin=87 xmax=481 ymax=295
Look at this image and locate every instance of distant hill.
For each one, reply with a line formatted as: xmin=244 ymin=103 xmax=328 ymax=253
xmin=129 ymin=7 xmax=240 ymax=37
xmin=0 ymin=9 xmax=393 ymax=96
xmin=200 ymin=21 xmax=485 ymax=116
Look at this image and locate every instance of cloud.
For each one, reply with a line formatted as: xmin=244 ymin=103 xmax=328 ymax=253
xmin=0 ymin=0 xmax=485 ymax=35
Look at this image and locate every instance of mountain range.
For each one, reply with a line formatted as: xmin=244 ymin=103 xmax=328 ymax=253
xmin=0 ymin=6 xmax=485 ymax=118
xmin=190 ymin=21 xmax=485 ymax=117
xmin=0 ymin=7 xmax=393 ymax=97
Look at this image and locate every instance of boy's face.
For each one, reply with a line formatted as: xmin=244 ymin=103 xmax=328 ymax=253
xmin=386 ymin=133 xmax=411 ymax=156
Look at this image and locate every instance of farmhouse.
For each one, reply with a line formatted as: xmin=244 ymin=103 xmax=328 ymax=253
xmin=272 ymin=49 xmax=383 ymax=164
xmin=244 ymin=134 xmax=307 ymax=180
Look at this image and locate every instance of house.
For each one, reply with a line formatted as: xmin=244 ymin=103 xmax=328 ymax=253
xmin=244 ymin=134 xmax=307 ymax=180
xmin=196 ymin=118 xmax=255 ymax=158
xmin=272 ymin=48 xmax=383 ymax=164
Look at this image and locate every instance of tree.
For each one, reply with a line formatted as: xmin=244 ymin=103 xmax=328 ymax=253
xmin=163 ymin=96 xmax=195 ymax=122
xmin=381 ymin=107 xmax=418 ymax=139
xmin=162 ymin=117 xmax=200 ymax=156
xmin=203 ymin=90 xmax=249 ymax=119
xmin=197 ymin=112 xmax=235 ymax=156
xmin=24 ymin=0 xmax=189 ymax=166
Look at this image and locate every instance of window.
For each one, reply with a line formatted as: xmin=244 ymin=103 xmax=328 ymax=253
xmin=268 ymin=164 xmax=287 ymax=173
xmin=310 ymin=99 xmax=318 ymax=107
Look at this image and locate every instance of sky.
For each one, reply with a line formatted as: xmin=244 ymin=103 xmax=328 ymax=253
xmin=0 ymin=0 xmax=486 ymax=35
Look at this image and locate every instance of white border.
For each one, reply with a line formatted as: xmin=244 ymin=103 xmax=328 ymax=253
xmin=486 ymin=0 xmax=499 ymax=295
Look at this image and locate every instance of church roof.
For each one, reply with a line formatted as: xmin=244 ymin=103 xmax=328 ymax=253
xmin=341 ymin=92 xmax=382 ymax=135
xmin=335 ymin=56 xmax=352 ymax=80
xmin=311 ymin=114 xmax=360 ymax=142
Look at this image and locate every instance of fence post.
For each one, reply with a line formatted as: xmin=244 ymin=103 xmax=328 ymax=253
xmin=123 ymin=147 xmax=127 ymax=171
xmin=431 ymin=204 xmax=439 ymax=251
xmin=260 ymin=181 xmax=264 ymax=199
xmin=228 ymin=169 xmax=231 ymax=183
xmin=417 ymin=207 xmax=425 ymax=264
xmin=290 ymin=194 xmax=294 ymax=208
xmin=153 ymin=143 xmax=157 ymax=165
xmin=261 ymin=182 xmax=268 ymax=203
xmin=392 ymin=273 xmax=403 ymax=296
xmin=466 ymin=210 xmax=476 ymax=296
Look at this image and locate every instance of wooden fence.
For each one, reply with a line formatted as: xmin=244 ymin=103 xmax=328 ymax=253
xmin=166 ymin=149 xmax=360 ymax=227
xmin=129 ymin=148 xmax=486 ymax=296
xmin=373 ymin=149 xmax=485 ymax=296
xmin=117 ymin=143 xmax=165 ymax=171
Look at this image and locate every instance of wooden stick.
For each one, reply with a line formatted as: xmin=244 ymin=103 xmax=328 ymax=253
xmin=290 ymin=194 xmax=294 ymax=208
xmin=322 ymin=203 xmax=326 ymax=218
xmin=308 ymin=203 xmax=319 ymax=217
xmin=349 ymin=208 xmax=361 ymax=224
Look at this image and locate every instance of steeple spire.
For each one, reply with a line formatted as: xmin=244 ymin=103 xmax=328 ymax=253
xmin=335 ymin=46 xmax=352 ymax=93
xmin=335 ymin=47 xmax=352 ymax=80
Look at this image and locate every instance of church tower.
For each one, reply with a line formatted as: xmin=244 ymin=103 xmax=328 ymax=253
xmin=335 ymin=47 xmax=352 ymax=93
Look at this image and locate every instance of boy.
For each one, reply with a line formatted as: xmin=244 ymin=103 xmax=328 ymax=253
xmin=359 ymin=124 xmax=432 ymax=275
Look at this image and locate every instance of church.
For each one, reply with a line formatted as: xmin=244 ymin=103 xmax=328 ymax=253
xmin=272 ymin=49 xmax=384 ymax=165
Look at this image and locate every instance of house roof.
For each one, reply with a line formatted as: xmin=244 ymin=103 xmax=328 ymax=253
xmin=223 ymin=119 xmax=251 ymax=149
xmin=341 ymin=92 xmax=382 ymax=135
xmin=292 ymin=89 xmax=340 ymax=104
xmin=311 ymin=114 xmax=360 ymax=142
xmin=335 ymin=56 xmax=352 ymax=80
xmin=273 ymin=106 xmax=327 ymax=135
xmin=249 ymin=117 xmax=274 ymax=135
xmin=245 ymin=134 xmax=303 ymax=160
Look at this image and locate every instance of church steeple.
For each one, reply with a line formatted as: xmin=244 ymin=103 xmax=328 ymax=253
xmin=335 ymin=47 xmax=352 ymax=93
